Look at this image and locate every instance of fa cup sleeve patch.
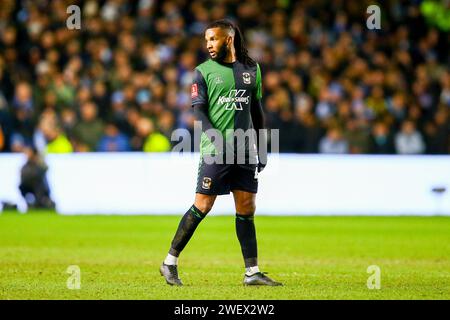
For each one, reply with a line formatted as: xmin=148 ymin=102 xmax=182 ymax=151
xmin=191 ymin=83 xmax=198 ymax=98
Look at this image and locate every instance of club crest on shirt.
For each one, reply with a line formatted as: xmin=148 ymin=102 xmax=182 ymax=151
xmin=202 ymin=177 xmax=212 ymax=190
xmin=214 ymin=76 xmax=223 ymax=84
xmin=191 ymin=83 xmax=198 ymax=98
xmin=243 ymin=72 xmax=251 ymax=84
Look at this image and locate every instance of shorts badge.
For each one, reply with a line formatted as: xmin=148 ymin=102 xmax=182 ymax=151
xmin=202 ymin=177 xmax=212 ymax=190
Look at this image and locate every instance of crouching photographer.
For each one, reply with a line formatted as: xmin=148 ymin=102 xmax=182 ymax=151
xmin=19 ymin=147 xmax=55 ymax=210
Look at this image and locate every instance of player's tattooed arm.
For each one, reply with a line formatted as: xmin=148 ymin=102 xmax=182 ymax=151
xmin=250 ymin=98 xmax=267 ymax=171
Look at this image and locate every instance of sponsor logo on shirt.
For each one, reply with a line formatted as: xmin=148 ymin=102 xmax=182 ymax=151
xmin=218 ymin=89 xmax=249 ymax=110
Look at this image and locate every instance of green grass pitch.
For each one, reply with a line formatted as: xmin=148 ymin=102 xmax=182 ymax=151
xmin=0 ymin=211 xmax=449 ymax=300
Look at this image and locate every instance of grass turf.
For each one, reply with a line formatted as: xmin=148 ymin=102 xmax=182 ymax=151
xmin=0 ymin=211 xmax=449 ymax=300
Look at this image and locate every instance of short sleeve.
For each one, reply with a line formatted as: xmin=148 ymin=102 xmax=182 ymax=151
xmin=191 ymin=69 xmax=208 ymax=106
xmin=254 ymin=63 xmax=262 ymax=100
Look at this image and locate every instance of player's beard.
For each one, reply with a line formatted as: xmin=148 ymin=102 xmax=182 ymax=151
xmin=211 ymin=42 xmax=228 ymax=62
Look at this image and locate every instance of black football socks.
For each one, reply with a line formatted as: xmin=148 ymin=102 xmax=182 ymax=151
xmin=235 ymin=213 xmax=258 ymax=268
xmin=168 ymin=205 xmax=206 ymax=257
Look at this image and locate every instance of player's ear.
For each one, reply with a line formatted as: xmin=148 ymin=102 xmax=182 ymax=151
xmin=227 ymin=36 xmax=233 ymax=48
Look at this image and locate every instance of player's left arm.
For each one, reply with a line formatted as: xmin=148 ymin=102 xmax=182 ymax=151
xmin=250 ymin=63 xmax=267 ymax=172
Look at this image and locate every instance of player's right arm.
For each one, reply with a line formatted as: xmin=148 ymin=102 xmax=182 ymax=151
xmin=191 ymin=69 xmax=222 ymax=154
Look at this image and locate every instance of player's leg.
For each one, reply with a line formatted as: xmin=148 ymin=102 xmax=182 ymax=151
xmin=233 ymin=189 xmax=258 ymax=271
xmin=167 ymin=193 xmax=216 ymax=259
xmin=233 ymin=190 xmax=282 ymax=286
xmin=230 ymin=164 xmax=259 ymax=275
xmin=160 ymin=193 xmax=216 ymax=286
xmin=161 ymin=158 xmax=230 ymax=286
xmin=166 ymin=158 xmax=229 ymax=261
xmin=231 ymin=164 xmax=282 ymax=286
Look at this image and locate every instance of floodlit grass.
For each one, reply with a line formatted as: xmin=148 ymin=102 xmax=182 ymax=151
xmin=0 ymin=212 xmax=449 ymax=299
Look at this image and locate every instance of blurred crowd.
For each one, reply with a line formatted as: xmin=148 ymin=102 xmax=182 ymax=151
xmin=0 ymin=0 xmax=448 ymax=155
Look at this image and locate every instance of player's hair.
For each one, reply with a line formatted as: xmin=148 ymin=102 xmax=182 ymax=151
xmin=206 ymin=19 xmax=256 ymax=67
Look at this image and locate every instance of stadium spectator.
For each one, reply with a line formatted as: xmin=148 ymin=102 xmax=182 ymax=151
xmin=343 ymin=119 xmax=370 ymax=154
xmin=136 ymin=117 xmax=172 ymax=153
xmin=97 ymin=122 xmax=131 ymax=152
xmin=0 ymin=92 xmax=12 ymax=152
xmin=319 ymin=127 xmax=349 ymax=154
xmin=41 ymin=123 xmax=73 ymax=154
xmin=73 ymin=101 xmax=104 ymax=151
xmin=395 ymin=120 xmax=426 ymax=154
xmin=291 ymin=111 xmax=322 ymax=153
xmin=60 ymin=108 xmax=77 ymax=139
xmin=131 ymin=116 xmax=152 ymax=151
xmin=10 ymin=82 xmax=35 ymax=151
xmin=0 ymin=125 xmax=4 ymax=151
xmin=143 ymin=131 xmax=172 ymax=152
xmin=369 ymin=121 xmax=396 ymax=154
xmin=429 ymin=108 xmax=450 ymax=154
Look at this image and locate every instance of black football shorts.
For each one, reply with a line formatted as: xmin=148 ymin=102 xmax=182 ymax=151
xmin=195 ymin=157 xmax=259 ymax=195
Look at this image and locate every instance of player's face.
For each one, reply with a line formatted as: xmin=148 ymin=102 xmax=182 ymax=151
xmin=205 ymin=27 xmax=231 ymax=62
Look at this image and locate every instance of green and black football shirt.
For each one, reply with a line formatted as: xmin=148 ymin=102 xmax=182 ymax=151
xmin=191 ymin=59 xmax=262 ymax=161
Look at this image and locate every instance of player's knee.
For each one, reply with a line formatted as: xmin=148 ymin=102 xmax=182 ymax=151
xmin=194 ymin=199 xmax=214 ymax=215
xmin=246 ymin=204 xmax=256 ymax=215
xmin=238 ymin=200 xmax=256 ymax=216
